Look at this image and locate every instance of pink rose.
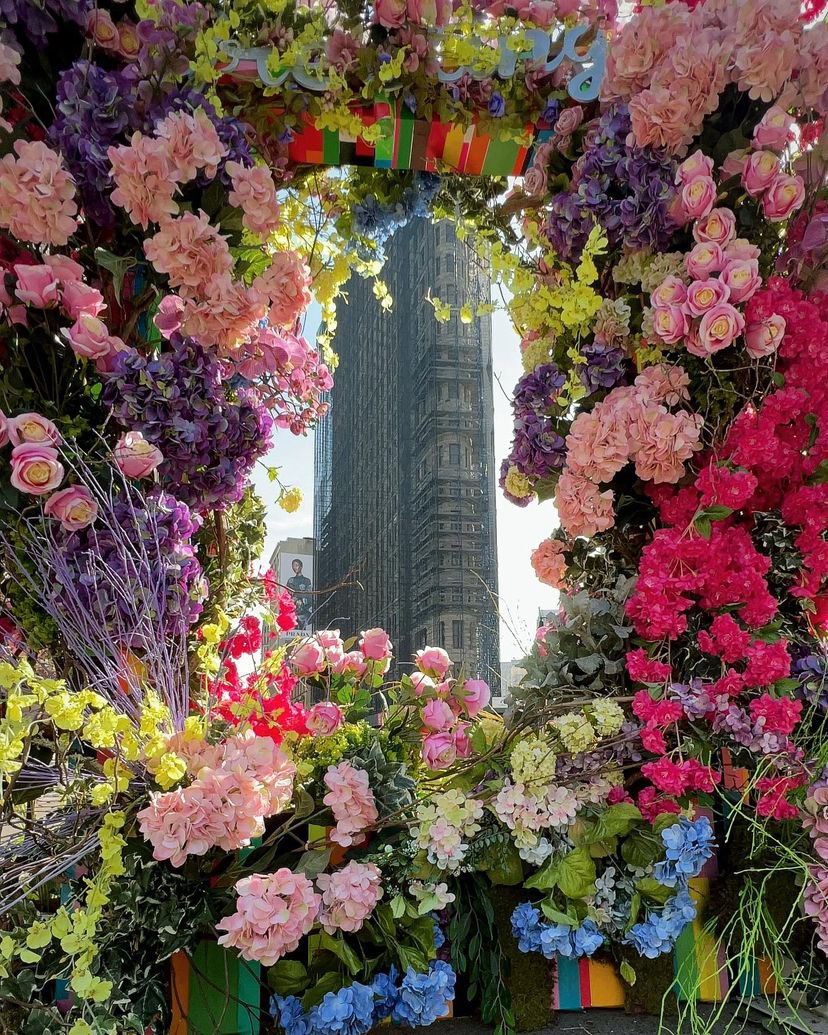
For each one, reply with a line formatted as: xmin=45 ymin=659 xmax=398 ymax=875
xmin=60 ymin=280 xmax=105 ymax=320
xmin=331 ymin=650 xmax=368 ymax=679
xmin=10 ymin=443 xmax=64 ymax=495
xmin=8 ymin=412 xmax=61 ymax=446
xmin=719 ymin=258 xmax=761 ymax=304
xmin=680 ymin=176 xmax=717 ymax=220
xmin=154 ymin=295 xmax=185 ymax=338
xmin=697 ymin=303 xmax=745 ymax=355
xmin=306 ymin=701 xmax=344 ymax=736
xmin=763 ymin=174 xmax=805 ymax=222
xmin=523 ymin=166 xmax=547 ymax=197
xmin=114 ymin=431 xmax=163 ymax=479
xmin=117 ymin=21 xmax=141 ymax=59
xmin=724 ymin=238 xmax=761 ymax=262
xmin=291 ymin=640 xmax=327 ymax=676
xmin=453 ymin=722 xmax=472 ymax=759
xmin=686 ymin=242 xmax=724 ymax=279
xmin=421 ymin=731 xmax=457 ymax=770
xmin=684 ymin=278 xmax=731 ymax=317
xmin=676 ymin=149 xmax=714 ymax=186
xmin=0 ymin=410 xmax=8 ymax=447
xmin=409 ymin=671 xmax=436 ymax=697
xmin=554 ymin=106 xmax=584 ymax=138
xmin=86 ymin=9 xmax=120 ymax=49
xmin=459 ymin=678 xmax=490 ymax=718
xmin=693 ymin=208 xmax=736 ymax=247
xmin=44 ymin=484 xmax=97 ymax=531
xmin=360 ymin=627 xmax=392 ymax=661
xmin=14 ymin=264 xmax=59 ymax=307
xmin=721 ymin=149 xmax=748 ymax=181
xmin=745 ymin=314 xmax=786 ymax=359
xmin=316 ymin=629 xmax=345 ymax=666
xmin=753 ymin=106 xmax=794 ymax=151
xmin=61 ymin=314 xmax=121 ymax=362
xmin=375 ymin=0 xmax=407 ymax=26
xmin=652 ymin=304 xmax=688 ymax=344
xmin=742 ymin=150 xmax=781 ymax=197
xmin=415 ymin=646 xmax=452 ymax=679
xmin=650 ymin=275 xmax=687 ymax=308
xmin=44 ymin=254 xmax=84 ymax=284
xmin=422 ymin=698 xmax=455 ymax=731
xmin=406 ymin=0 xmax=437 ymax=23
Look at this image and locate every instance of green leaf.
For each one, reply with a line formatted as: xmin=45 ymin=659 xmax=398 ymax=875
xmin=774 ymin=677 xmax=801 ymax=693
xmin=295 ymin=847 xmax=332 ymax=878
xmin=94 ymin=248 xmax=137 ymax=304
xmin=523 ymin=857 xmax=559 ymax=891
xmin=694 ymin=515 xmax=712 ymax=539
xmin=701 ymin=505 xmax=733 ymax=521
xmin=772 ymin=371 xmax=786 ymax=388
xmin=653 ymin=813 xmax=680 ymax=837
xmin=808 ymin=459 xmax=828 ymax=485
xmin=470 ymin=724 xmax=487 ymax=753
xmin=268 ymin=960 xmax=309 ymax=996
xmin=635 ymin=878 xmax=673 ymax=904
xmin=540 ymin=901 xmax=574 ymax=926
xmin=390 ymin=894 xmax=406 ymax=919
xmin=593 ymin=802 xmax=642 ymax=839
xmin=626 ymin=893 xmax=641 ymax=932
xmin=555 ymin=846 xmax=596 ymax=899
xmin=620 ymin=960 xmax=637 ymax=986
xmin=534 ymin=475 xmax=559 ymax=503
xmin=318 ymin=931 xmax=361 ymax=976
xmin=302 ymin=971 xmax=345 ymax=1011
xmin=588 ymin=837 xmax=617 ymax=859
xmin=621 ymin=830 xmax=664 ymax=870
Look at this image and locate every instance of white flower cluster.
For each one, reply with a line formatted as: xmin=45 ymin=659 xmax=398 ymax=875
xmin=415 ymin=789 xmax=484 ymax=872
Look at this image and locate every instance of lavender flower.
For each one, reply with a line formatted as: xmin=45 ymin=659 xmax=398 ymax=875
xmin=0 ymin=0 xmax=91 ymax=43
xmin=578 ymin=340 xmax=629 ymax=393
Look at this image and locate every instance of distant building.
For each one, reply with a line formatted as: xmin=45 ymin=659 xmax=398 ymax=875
xmin=262 ymin=536 xmax=315 ymax=656
xmin=494 ymin=660 xmax=526 ymax=711
xmin=314 ymin=219 xmax=500 ymax=686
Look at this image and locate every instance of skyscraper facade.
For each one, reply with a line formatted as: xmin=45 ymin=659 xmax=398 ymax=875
xmin=313 ymin=219 xmax=500 ymax=686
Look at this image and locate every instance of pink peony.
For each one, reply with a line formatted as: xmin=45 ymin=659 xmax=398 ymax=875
xmin=752 ymin=106 xmax=795 ymax=150
xmin=680 ymin=176 xmax=717 ymax=220
xmin=61 ymin=280 xmax=106 ymax=320
xmin=686 ymin=242 xmax=724 ymax=279
xmin=254 ymin=251 xmax=312 ymax=328
xmin=316 ymin=861 xmax=383 ymax=934
xmin=108 ymin=132 xmax=179 ymax=229
xmin=684 ymin=278 xmax=731 ymax=317
xmin=762 ymin=173 xmax=805 ymax=222
xmin=719 ymin=258 xmax=761 ymax=304
xmin=555 ymin=470 xmax=615 ymax=539
xmin=652 ymin=304 xmax=688 ymax=344
xmin=360 ymin=627 xmax=393 ymax=661
xmin=114 ymin=431 xmax=163 ymax=479
xmin=306 ymin=701 xmax=344 ymax=736
xmin=422 ymin=731 xmax=457 ymax=769
xmin=216 ymin=870 xmax=320 ymax=966
xmin=375 ymin=0 xmax=407 ymax=26
xmin=323 ymin=761 xmax=378 ymax=847
xmin=459 ymin=678 xmax=490 ymax=718
xmin=14 ymin=264 xmax=59 ymax=307
xmin=745 ymin=313 xmax=786 ymax=358
xmin=422 ymin=698 xmax=455 ymax=731
xmin=61 ymin=313 xmax=125 ymax=364
xmin=742 ymin=150 xmax=781 ymax=197
xmin=10 ymin=443 xmax=64 ymax=495
xmin=695 ymin=303 xmax=745 ymax=355
xmin=226 ymin=162 xmax=281 ymax=239
xmin=8 ymin=413 xmax=60 ymax=446
xmin=415 ymin=646 xmax=452 ymax=679
xmin=530 ymin=537 xmax=568 ymax=588
xmin=143 ymin=211 xmax=233 ymax=299
xmin=0 ymin=141 xmax=78 ymax=246
xmin=44 ymin=484 xmax=97 ymax=531
xmin=155 ymin=108 xmax=227 ymax=183
xmin=693 ymin=208 xmax=736 ymax=247
xmin=291 ymin=640 xmax=327 ymax=676
xmin=651 ymin=275 xmax=687 ymax=308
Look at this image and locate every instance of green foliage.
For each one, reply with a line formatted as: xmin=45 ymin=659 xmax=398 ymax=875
xmin=346 ymin=737 xmax=416 ymax=818
xmin=195 ymin=487 xmax=267 ymax=619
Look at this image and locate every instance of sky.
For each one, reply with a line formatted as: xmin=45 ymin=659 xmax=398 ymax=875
xmin=250 ymin=294 xmax=560 ymax=667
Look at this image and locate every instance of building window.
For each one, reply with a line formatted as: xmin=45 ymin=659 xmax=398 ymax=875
xmin=439 ymin=621 xmax=446 ymax=647
xmin=452 ymin=620 xmax=464 ymax=649
xmin=448 ymin=443 xmax=460 ymax=465
xmin=417 ymin=628 xmax=427 ymax=649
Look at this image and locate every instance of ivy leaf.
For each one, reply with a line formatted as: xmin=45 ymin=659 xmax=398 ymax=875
xmin=620 ymin=960 xmax=637 ymax=986
xmin=555 ymin=846 xmax=596 ymax=899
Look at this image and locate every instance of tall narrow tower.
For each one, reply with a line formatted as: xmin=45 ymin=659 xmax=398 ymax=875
xmin=314 ymin=219 xmax=499 ymax=686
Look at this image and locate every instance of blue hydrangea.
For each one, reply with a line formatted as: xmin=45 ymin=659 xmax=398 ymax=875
xmin=314 ymin=983 xmax=376 ymax=1035
xmin=270 ymin=995 xmax=313 ymax=1035
xmin=391 ymin=962 xmax=456 ymax=1027
xmin=539 ymin=922 xmax=575 ymax=958
xmin=653 ymin=816 xmax=715 ymax=887
xmin=511 ymin=902 xmax=543 ymax=953
xmin=623 ymin=885 xmax=698 ymax=959
xmin=572 ymin=920 xmax=605 ymax=958
xmin=512 ymin=905 xmax=604 ymax=960
xmin=372 ymin=967 xmax=400 ymax=1020
xmin=432 ymin=918 xmax=446 ymax=950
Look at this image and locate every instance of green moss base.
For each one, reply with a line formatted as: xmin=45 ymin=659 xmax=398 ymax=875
xmin=490 ymin=886 xmax=556 ymax=1032
xmin=617 ymin=947 xmax=678 ymax=1017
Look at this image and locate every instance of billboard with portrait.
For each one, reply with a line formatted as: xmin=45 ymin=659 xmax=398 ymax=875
xmin=279 ymin=552 xmax=314 ymax=631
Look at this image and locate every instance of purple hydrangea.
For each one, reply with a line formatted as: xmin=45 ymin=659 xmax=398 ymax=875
xmin=545 ymin=103 xmax=678 ymax=264
xmin=0 ymin=0 xmax=91 ymax=43
xmin=507 ymin=412 xmax=566 ymax=480
xmin=52 ymin=491 xmax=204 ymax=649
xmin=102 ymin=334 xmax=273 ymax=512
xmin=49 ymin=62 xmax=135 ymax=228
xmin=512 ymin=363 xmax=566 ymax=415
xmin=578 ymin=340 xmax=629 ymax=393
xmin=794 ymin=652 xmax=828 ymax=711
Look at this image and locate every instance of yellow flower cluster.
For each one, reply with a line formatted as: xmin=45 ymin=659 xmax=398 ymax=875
xmin=551 ymin=712 xmax=599 ymax=755
xmin=587 ymin=699 xmax=626 ymax=738
xmin=510 ymin=735 xmax=556 ymax=787
xmin=279 ymin=486 xmax=303 ymax=513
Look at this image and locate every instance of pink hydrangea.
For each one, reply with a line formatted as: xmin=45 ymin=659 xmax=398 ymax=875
xmin=178 ymin=275 xmax=267 ymax=353
xmin=226 ymin=161 xmax=281 ymax=238
xmin=216 ymin=870 xmax=320 ymax=966
xmin=254 ymin=251 xmax=312 ymax=328
xmin=555 ymin=470 xmax=615 ymax=539
xmin=323 ymin=761 xmax=378 ymax=847
xmin=0 ymin=141 xmax=78 ymax=246
xmin=634 ymin=364 xmax=690 ymax=407
xmin=316 ymin=861 xmax=383 ymax=934
xmin=108 ymin=132 xmax=179 ymax=229
xmin=154 ymin=108 xmax=227 ymax=182
xmin=734 ymin=30 xmax=798 ymax=103
xmin=530 ymin=537 xmax=568 ymax=588
xmin=143 ymin=211 xmax=233 ymax=299
xmin=565 ymin=407 xmax=628 ymax=484
xmin=628 ymin=406 xmax=703 ymax=484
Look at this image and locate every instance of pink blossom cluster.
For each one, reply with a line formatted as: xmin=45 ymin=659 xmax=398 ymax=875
xmin=0 ymin=141 xmax=78 ymax=246
xmin=289 ymin=627 xmax=383 ymax=681
xmin=316 ymin=860 xmax=383 ymax=933
xmin=493 ymin=780 xmax=580 ymax=847
xmin=603 ymin=0 xmax=828 ymax=155
xmin=216 ymin=870 xmax=320 ymax=966
xmin=322 ymin=761 xmax=379 ymax=847
xmin=555 ymin=364 xmax=702 ymax=538
xmin=137 ymin=733 xmax=296 ymax=866
xmin=226 ymin=161 xmax=281 ymax=239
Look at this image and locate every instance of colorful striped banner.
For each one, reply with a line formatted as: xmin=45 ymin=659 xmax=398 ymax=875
xmin=553 ymin=956 xmax=625 ymax=1010
xmin=169 ymin=942 xmax=261 ymax=1035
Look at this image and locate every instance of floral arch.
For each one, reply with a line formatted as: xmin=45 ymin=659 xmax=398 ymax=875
xmin=0 ymin=1 xmax=827 ymax=1034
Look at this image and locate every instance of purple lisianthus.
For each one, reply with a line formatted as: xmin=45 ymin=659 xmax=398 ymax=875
xmin=578 ymin=340 xmax=629 ymax=394
xmin=513 ymin=363 xmax=566 ymax=414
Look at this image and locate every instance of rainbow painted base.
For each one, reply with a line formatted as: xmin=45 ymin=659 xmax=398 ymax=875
xmin=169 ymin=942 xmax=261 ymax=1035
